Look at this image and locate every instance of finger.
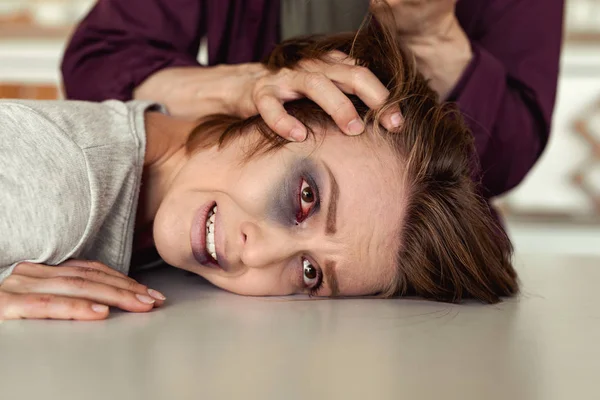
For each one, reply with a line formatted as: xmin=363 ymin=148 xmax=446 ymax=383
xmin=292 ymin=71 xmax=364 ymax=136
xmin=321 ymin=50 xmax=355 ymax=65
xmin=254 ymin=85 xmax=307 ymax=141
xmin=58 ymin=259 xmax=135 ymax=281
xmin=302 ymin=61 xmax=403 ymax=131
xmin=322 ymin=63 xmax=403 ymax=130
xmin=2 ymin=275 xmax=156 ymax=313
xmin=11 ymin=263 xmax=165 ymax=306
xmin=0 ymin=292 xmax=109 ymax=321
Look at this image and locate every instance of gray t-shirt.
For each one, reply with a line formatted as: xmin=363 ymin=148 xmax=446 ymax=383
xmin=0 ymin=99 xmax=154 ymax=283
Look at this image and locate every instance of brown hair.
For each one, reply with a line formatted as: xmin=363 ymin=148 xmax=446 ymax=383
xmin=186 ymin=8 xmax=518 ymax=303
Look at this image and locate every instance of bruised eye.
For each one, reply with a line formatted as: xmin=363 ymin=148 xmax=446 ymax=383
xmin=296 ymin=179 xmax=316 ymax=223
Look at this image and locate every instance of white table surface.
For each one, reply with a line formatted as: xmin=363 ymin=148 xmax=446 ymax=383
xmin=1 ymin=254 xmax=599 ymax=400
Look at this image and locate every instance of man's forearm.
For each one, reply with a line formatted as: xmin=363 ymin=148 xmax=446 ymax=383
xmin=133 ymin=63 xmax=265 ymax=119
xmin=401 ymin=16 xmax=473 ymax=100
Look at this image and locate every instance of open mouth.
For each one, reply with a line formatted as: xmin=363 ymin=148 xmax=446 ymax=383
xmin=191 ymin=202 xmax=222 ymax=270
xmin=205 ymin=204 xmax=218 ymax=262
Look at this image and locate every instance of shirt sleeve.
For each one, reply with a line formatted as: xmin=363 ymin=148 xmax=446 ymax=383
xmin=0 ymin=102 xmax=92 ymax=283
xmin=449 ymin=0 xmax=564 ymax=198
xmin=61 ymin=0 xmax=206 ymax=102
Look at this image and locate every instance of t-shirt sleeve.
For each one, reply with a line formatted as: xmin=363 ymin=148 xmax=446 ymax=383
xmin=0 ymin=102 xmax=92 ymax=282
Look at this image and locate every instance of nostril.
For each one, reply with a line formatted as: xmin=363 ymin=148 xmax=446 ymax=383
xmin=242 ymin=233 xmax=247 ymax=244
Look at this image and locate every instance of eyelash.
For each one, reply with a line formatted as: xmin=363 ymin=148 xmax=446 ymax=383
xmin=303 ymin=257 xmax=324 ymax=296
xmin=295 ymin=176 xmax=323 ymax=296
xmin=295 ymin=177 xmax=320 ymax=224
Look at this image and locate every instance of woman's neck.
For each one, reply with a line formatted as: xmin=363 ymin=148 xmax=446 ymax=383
xmin=137 ymin=112 xmax=196 ymax=234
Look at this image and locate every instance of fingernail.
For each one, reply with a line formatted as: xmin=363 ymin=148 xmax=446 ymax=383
xmin=290 ymin=128 xmax=306 ymax=142
xmin=91 ymin=304 xmax=108 ymax=313
xmin=136 ymin=294 xmax=155 ymax=304
xmin=147 ymin=288 xmax=166 ymax=301
xmin=391 ymin=112 xmax=403 ymax=127
xmin=347 ymin=119 xmax=364 ymax=135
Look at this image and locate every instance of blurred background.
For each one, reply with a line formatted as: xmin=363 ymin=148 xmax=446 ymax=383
xmin=0 ymin=0 xmax=599 ymax=256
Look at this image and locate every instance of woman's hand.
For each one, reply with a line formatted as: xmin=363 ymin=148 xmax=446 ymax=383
xmin=134 ymin=52 xmax=402 ymax=142
xmin=0 ymin=260 xmax=165 ymax=321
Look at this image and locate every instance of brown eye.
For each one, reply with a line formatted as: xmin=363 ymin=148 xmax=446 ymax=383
xmin=303 ymin=259 xmax=318 ymax=285
xmin=297 ymin=180 xmax=317 ymax=223
xmin=301 ymin=186 xmax=314 ymax=203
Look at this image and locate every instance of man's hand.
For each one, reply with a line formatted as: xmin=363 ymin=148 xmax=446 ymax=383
xmin=381 ymin=0 xmax=457 ymax=37
xmin=0 ymin=260 xmax=166 ymax=320
xmin=135 ymin=51 xmax=403 ymax=142
xmin=380 ymin=0 xmax=473 ymax=100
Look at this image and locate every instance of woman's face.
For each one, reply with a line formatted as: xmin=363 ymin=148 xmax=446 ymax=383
xmin=153 ymin=126 xmax=406 ymax=297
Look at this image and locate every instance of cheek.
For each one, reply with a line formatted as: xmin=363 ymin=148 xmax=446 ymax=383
xmin=152 ymin=194 xmax=198 ymax=266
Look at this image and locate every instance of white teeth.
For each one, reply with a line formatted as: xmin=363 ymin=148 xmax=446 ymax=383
xmin=205 ymin=205 xmax=218 ymax=261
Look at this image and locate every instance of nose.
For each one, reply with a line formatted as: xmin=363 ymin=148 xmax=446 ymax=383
xmin=239 ymin=220 xmax=299 ymax=269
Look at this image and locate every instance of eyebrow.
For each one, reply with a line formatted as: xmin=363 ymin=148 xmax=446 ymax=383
xmin=323 ymin=162 xmax=339 ymax=235
xmin=321 ymin=162 xmax=340 ymax=297
xmin=324 ymin=260 xmax=340 ymax=297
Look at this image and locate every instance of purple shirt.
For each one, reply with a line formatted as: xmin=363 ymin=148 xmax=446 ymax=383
xmin=61 ymin=0 xmax=564 ymax=198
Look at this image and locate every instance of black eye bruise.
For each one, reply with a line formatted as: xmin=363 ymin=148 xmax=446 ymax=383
xmin=266 ymin=159 xmax=322 ymax=226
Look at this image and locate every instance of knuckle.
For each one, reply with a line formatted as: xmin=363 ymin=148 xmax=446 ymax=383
xmin=126 ymin=279 xmax=145 ymax=292
xmin=87 ymin=260 xmax=108 ymax=270
xmin=16 ymin=261 xmax=35 ymax=268
xmin=77 ymin=266 xmax=103 ymax=279
xmin=12 ymin=261 xmax=35 ymax=275
xmin=298 ymin=58 xmax=317 ymax=70
xmin=276 ymin=67 xmax=293 ymax=78
xmin=113 ymin=287 xmax=129 ymax=298
xmin=30 ymin=294 xmax=54 ymax=309
xmin=270 ymin=114 xmax=288 ymax=132
xmin=253 ymin=84 xmax=278 ymax=106
xmin=330 ymin=50 xmax=348 ymax=59
xmin=253 ymin=86 xmax=271 ymax=104
xmin=304 ymin=72 xmax=327 ymax=90
xmin=351 ymin=66 xmax=370 ymax=84
xmin=1 ymin=274 xmax=27 ymax=291
xmin=59 ymin=276 xmax=87 ymax=289
xmin=3 ymin=274 xmax=23 ymax=286
xmin=332 ymin=98 xmax=353 ymax=116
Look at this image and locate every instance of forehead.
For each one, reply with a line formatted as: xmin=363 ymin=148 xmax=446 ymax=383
xmin=307 ymin=128 xmax=406 ymax=296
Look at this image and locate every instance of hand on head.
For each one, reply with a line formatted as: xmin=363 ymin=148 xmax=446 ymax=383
xmin=230 ymin=50 xmax=403 ymax=142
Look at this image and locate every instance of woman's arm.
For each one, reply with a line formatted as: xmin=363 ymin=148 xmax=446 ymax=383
xmin=61 ymin=0 xmax=205 ymax=102
xmin=0 ymin=100 xmax=167 ymax=320
xmin=0 ymin=260 xmax=164 ymax=321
